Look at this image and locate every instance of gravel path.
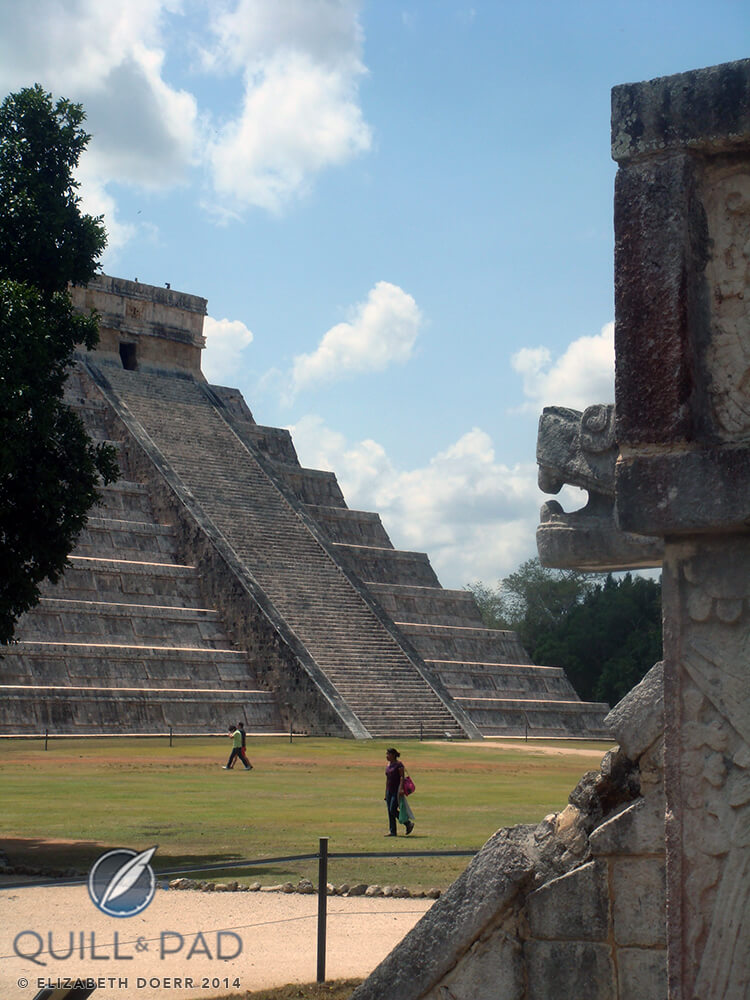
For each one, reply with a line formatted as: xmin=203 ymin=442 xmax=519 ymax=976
xmin=0 ymin=884 xmax=432 ymax=999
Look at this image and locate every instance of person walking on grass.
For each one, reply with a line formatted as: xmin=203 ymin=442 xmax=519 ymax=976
xmin=238 ymin=722 xmax=253 ymax=770
xmin=384 ymin=747 xmax=414 ymax=836
xmin=223 ymin=724 xmax=243 ymax=770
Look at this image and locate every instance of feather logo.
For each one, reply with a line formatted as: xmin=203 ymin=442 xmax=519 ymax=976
xmin=88 ymin=846 xmax=158 ymax=916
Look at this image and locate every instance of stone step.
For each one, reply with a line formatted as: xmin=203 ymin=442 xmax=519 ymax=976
xmin=41 ymin=556 xmax=205 ymax=607
xmin=64 ymin=398 xmax=114 ymax=440
xmin=450 ymin=688 xmax=583 ymax=702
xmin=15 ymin=598 xmax=230 ymax=648
xmin=456 ymin=697 xmax=612 ymax=739
xmin=268 ymin=463 xmax=347 ymax=508
xmin=73 ymin=517 xmax=179 ymax=562
xmin=397 ymin=623 xmax=534 ymax=664
xmin=426 ymin=661 xmax=578 ymax=699
xmin=90 ymin=481 xmax=157 ymax=522
xmin=208 ymin=398 xmax=303 ymax=468
xmin=305 ymin=505 xmax=394 ymax=548
xmin=1 ymin=642 xmax=256 ymax=687
xmin=332 ymin=543 xmax=441 ymax=587
xmin=365 ymin=583 xmax=486 ymax=627
xmin=0 ymin=685 xmax=283 ymax=735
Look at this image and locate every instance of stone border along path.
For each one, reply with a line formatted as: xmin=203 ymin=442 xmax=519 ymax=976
xmin=166 ymin=877 xmax=443 ymax=899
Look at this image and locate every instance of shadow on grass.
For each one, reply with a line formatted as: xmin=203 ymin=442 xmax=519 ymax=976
xmin=1 ymin=838 xmax=308 ymax=883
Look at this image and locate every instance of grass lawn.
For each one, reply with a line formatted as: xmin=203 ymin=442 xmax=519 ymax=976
xmin=0 ymin=736 xmax=613 ymax=890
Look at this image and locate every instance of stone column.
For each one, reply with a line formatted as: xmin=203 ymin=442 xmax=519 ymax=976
xmin=611 ymin=60 xmax=750 ymax=999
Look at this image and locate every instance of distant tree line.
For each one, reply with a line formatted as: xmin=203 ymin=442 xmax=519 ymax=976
xmin=466 ymin=557 xmax=662 ymax=707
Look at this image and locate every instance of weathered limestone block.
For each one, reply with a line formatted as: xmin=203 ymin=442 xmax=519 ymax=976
xmin=526 ymin=860 xmax=609 ymax=941
xmin=350 ymin=827 xmax=540 ymax=1000
xmin=613 ymin=63 xmax=750 ymax=538
xmin=605 ymin=661 xmax=664 ymax=760
xmin=422 ymin=929 xmax=523 ymax=1000
xmin=611 ymin=58 xmax=750 ymax=1000
xmin=662 ymin=536 xmax=750 ymax=999
xmin=589 ymin=795 xmax=665 ymax=857
xmin=612 ymin=857 xmax=666 ymax=948
xmin=524 ymin=941 xmax=615 ymax=1000
xmin=553 ymin=804 xmax=590 ymax=861
xmin=617 ymin=948 xmax=667 ymax=1000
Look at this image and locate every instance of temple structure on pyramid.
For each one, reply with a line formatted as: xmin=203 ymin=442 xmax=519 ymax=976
xmin=0 ymin=275 xmax=610 ymax=739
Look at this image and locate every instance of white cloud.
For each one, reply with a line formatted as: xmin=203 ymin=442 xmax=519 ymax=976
xmin=205 ymin=0 xmax=371 ymax=213
xmin=81 ymin=51 xmax=198 ymax=190
xmin=288 ymin=416 xmax=543 ymax=588
xmin=291 ymin=281 xmax=422 ymax=392
xmin=74 ymin=163 xmax=138 ymax=259
xmin=512 ymin=321 xmax=615 ymax=413
xmin=0 ymin=0 xmax=372 ymax=243
xmin=202 ymin=316 xmax=255 ymax=385
xmin=206 ymin=0 xmax=364 ymax=73
xmin=0 ymin=1 xmax=198 ymax=192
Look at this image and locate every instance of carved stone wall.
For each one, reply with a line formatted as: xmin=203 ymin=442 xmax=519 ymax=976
xmin=611 ymin=59 xmax=750 ymax=999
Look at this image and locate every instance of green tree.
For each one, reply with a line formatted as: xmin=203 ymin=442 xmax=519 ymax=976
xmin=464 ymin=580 xmax=509 ymax=630
xmin=0 ymin=85 xmax=118 ymax=645
xmin=468 ymin=557 xmax=596 ymax=654
xmin=497 ymin=557 xmax=596 ymax=654
xmin=536 ymin=573 xmax=662 ymax=705
xmin=466 ymin=559 xmax=662 ymax=707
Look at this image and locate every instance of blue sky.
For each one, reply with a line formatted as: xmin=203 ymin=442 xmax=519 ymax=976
xmin=2 ymin=1 xmax=747 ymax=587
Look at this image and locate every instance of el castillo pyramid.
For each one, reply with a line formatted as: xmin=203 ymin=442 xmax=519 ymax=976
xmin=0 ymin=275 xmax=610 ymax=739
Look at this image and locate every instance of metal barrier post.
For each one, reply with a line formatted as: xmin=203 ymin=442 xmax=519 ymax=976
xmin=317 ymin=837 xmax=329 ymax=983
xmin=169 ymin=725 xmax=173 ymax=747
xmin=44 ymin=729 xmax=48 ymax=751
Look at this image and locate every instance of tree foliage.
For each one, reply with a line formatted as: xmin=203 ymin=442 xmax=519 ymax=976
xmin=0 ymin=85 xmax=118 ymax=644
xmin=0 ymin=86 xmax=106 ymax=294
xmin=466 ymin=558 xmax=662 ymax=707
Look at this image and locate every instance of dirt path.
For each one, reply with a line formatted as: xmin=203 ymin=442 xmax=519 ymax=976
xmin=424 ymin=740 xmax=611 ymax=758
xmin=0 ymin=884 xmax=432 ymax=1000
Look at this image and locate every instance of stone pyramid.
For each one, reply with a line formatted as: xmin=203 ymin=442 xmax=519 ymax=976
xmin=0 ymin=275 xmax=610 ymax=740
